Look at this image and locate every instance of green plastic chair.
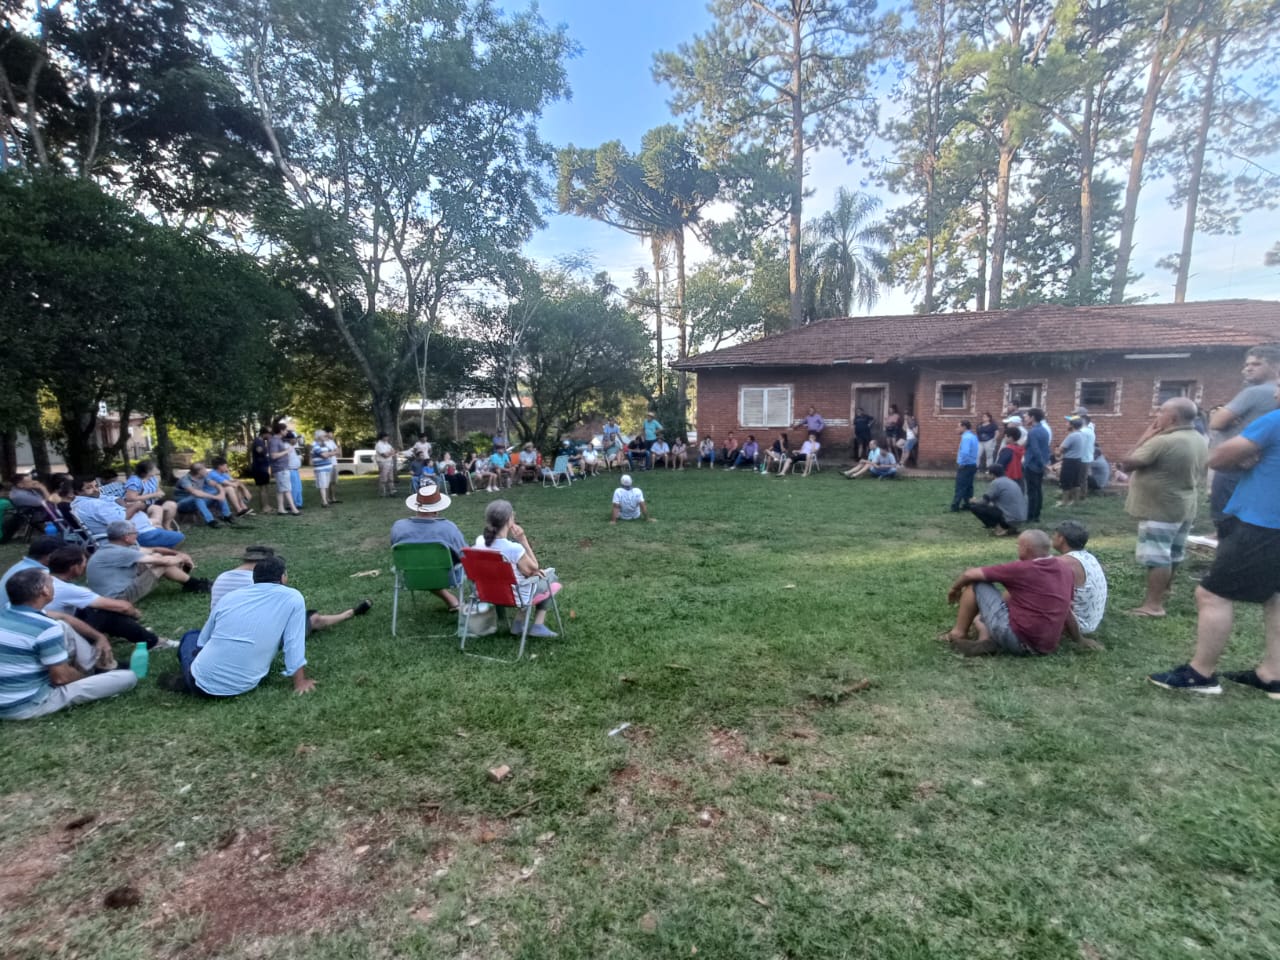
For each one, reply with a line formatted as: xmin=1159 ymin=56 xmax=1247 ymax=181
xmin=391 ymin=541 xmax=457 ymax=636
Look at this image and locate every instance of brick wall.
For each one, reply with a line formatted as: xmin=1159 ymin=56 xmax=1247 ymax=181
xmin=690 ymin=349 xmax=1249 ymax=465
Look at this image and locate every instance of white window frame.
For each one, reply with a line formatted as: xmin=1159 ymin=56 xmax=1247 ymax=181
xmin=935 ymin=381 xmax=974 ymax=414
xmin=1005 ymin=380 xmax=1047 ymax=411
xmin=1153 ymin=379 xmax=1201 ymax=408
xmin=1075 ymin=379 xmax=1121 ymax=415
xmin=739 ymin=385 xmax=793 ymax=428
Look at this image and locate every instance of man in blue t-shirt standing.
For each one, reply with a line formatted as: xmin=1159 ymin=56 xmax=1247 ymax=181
xmin=949 ymin=420 xmax=980 ymax=512
xmin=1149 ymin=380 xmax=1280 ymax=698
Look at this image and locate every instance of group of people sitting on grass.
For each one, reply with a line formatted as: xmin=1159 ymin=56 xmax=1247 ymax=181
xmin=0 ymin=525 xmax=375 ymax=715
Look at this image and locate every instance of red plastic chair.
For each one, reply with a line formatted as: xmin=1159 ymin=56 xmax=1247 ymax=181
xmin=458 ymin=547 xmax=564 ymax=662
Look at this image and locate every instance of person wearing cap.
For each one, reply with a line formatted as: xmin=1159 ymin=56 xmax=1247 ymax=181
xmin=210 ymin=545 xmax=371 ymax=629
xmin=610 ymin=474 xmax=653 ymax=524
xmin=390 ymin=481 xmax=467 ymax=612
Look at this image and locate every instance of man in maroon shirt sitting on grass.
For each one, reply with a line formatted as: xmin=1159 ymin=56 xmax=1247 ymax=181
xmin=938 ymin=529 xmax=1077 ymax=656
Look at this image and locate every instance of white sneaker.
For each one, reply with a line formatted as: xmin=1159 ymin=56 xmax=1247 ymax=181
xmin=152 ymin=638 xmax=180 ymax=651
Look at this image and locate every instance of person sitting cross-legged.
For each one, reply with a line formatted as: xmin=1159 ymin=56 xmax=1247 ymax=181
xmin=939 ymin=529 xmax=1077 ymax=656
xmin=86 ymin=521 xmax=210 ymax=602
xmin=164 ymin=555 xmax=316 ymax=698
xmin=967 ymin=464 xmax=1027 ymax=536
xmin=389 ymin=481 xmax=466 ymax=613
xmin=175 ymin=462 xmax=235 ymax=529
xmin=610 ymin=474 xmax=653 ymax=524
xmin=212 ymin=545 xmax=372 ymax=630
xmin=0 ymin=568 xmax=137 ymax=720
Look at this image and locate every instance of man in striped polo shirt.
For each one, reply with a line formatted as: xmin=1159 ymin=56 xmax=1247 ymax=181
xmin=0 ymin=568 xmax=136 ymax=720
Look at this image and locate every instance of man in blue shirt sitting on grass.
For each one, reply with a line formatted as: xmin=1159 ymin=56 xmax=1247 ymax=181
xmin=166 ymin=555 xmax=315 ymax=698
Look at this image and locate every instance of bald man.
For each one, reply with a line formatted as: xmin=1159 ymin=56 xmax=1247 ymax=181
xmin=1119 ymin=397 xmax=1209 ymax=617
xmin=939 ymin=529 xmax=1076 ymax=656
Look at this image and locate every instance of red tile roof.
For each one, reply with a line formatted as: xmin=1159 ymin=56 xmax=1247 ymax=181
xmin=672 ymin=299 xmax=1280 ymax=370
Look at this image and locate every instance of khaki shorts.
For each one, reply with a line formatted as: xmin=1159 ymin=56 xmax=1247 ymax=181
xmin=120 ymin=567 xmax=160 ymax=603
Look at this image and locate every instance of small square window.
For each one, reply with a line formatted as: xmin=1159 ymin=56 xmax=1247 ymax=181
xmin=1079 ymin=381 xmax=1116 ymax=410
xmin=1156 ymin=380 xmax=1196 ymax=404
xmin=1007 ymin=382 xmax=1043 ymax=409
xmin=939 ymin=384 xmax=971 ymax=410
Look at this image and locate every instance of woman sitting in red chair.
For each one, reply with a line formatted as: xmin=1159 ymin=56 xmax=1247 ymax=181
xmin=474 ymin=500 xmax=561 ymax=638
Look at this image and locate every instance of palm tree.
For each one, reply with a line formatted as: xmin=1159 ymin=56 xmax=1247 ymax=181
xmin=803 ymin=188 xmax=889 ymax=320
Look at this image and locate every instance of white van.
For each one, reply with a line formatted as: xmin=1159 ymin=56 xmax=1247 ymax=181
xmin=336 ymin=449 xmax=379 ymax=476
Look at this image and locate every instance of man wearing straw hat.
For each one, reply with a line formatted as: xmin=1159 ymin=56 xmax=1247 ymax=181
xmin=390 ymin=481 xmax=467 ymax=613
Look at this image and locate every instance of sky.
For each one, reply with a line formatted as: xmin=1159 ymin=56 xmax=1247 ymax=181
xmin=524 ymin=1 xmax=1278 ymax=317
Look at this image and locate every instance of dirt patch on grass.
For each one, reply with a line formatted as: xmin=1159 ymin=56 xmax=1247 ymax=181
xmin=0 ymin=812 xmax=102 ymax=914
xmin=162 ymin=827 xmax=386 ymax=954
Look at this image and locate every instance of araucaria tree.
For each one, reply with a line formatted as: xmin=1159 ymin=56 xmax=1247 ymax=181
xmin=655 ymin=0 xmax=883 ymax=329
xmin=217 ymin=0 xmax=572 ymax=438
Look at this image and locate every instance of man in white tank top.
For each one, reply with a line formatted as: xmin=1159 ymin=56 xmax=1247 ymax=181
xmin=1052 ymin=520 xmax=1108 ymax=650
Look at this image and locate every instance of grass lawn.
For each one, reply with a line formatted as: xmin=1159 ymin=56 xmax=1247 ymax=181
xmin=1 ymin=468 xmax=1276 ymax=959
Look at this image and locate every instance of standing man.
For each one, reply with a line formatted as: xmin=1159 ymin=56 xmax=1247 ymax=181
xmin=0 ymin=569 xmax=137 ymax=720
xmin=269 ymin=423 xmax=299 ymax=516
xmin=390 ymin=481 xmax=467 ymax=612
xmin=949 ymin=420 xmax=980 ymax=512
xmin=374 ymin=432 xmax=398 ymax=497
xmin=1120 ymin=397 xmax=1208 ymax=618
xmin=1149 ymin=380 xmax=1280 ymax=697
xmin=852 ymin=407 xmax=874 ymax=461
xmin=803 ymin=405 xmax=825 ymax=438
xmin=285 ymin=431 xmax=305 ymax=510
xmin=1022 ymin=408 xmax=1051 ymax=522
xmin=324 ymin=427 xmax=343 ymax=503
xmin=1207 ymin=345 xmax=1280 ymax=536
xmin=610 ymin=474 xmax=653 ymax=524
xmin=641 ymin=412 xmax=663 ymax=464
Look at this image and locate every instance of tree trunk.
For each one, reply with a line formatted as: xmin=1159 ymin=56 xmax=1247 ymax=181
xmin=987 ymin=133 xmax=1014 ymax=311
xmin=59 ymin=403 xmax=100 ymax=475
xmin=649 ymin=237 xmax=665 ymax=396
xmin=154 ymin=413 xmax=173 ymax=483
xmin=0 ymin=430 xmax=16 ymax=481
xmin=27 ymin=417 xmax=51 ymax=477
xmin=1076 ymin=101 xmax=1095 ymax=304
xmin=976 ymin=185 xmax=990 ymax=311
xmin=1111 ymin=0 xmax=1203 ymax=303
xmin=788 ymin=12 xmax=805 ymax=329
xmin=674 ymin=227 xmax=688 ymax=409
xmin=372 ymin=394 xmax=401 ymax=446
xmin=1174 ymin=30 xmax=1222 ymax=304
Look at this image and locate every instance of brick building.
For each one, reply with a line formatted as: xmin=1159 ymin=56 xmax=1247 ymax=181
xmin=671 ymin=300 xmax=1280 ymax=467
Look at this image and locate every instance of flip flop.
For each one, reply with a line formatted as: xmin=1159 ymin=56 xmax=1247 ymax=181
xmin=1126 ymin=608 xmax=1166 ymax=618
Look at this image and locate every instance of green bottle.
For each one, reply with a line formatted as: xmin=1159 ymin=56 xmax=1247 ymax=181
xmin=130 ymin=642 xmax=149 ymax=679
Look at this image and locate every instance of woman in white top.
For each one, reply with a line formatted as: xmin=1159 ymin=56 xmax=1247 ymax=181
xmin=777 ymin=433 xmax=821 ymax=476
xmin=475 ymin=500 xmax=560 ymax=638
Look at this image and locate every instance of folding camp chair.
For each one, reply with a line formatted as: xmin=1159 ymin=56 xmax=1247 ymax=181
xmin=391 ymin=541 xmax=458 ymax=636
xmin=541 ymin=454 xmax=573 ymax=488
xmin=458 ymin=547 xmax=563 ymax=662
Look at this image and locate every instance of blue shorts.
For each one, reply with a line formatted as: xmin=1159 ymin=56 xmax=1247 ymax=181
xmin=137 ymin=528 xmax=185 ymax=549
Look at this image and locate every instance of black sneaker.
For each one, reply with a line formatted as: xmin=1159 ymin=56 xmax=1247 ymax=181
xmin=353 ymin=599 xmax=373 ymax=616
xmin=182 ymin=577 xmax=213 ymax=594
xmin=220 ymin=515 xmax=237 ymax=526
xmin=1222 ymin=670 xmax=1280 ymax=701
xmin=1148 ymin=663 xmax=1222 ymax=695
xmin=206 ymin=521 xmax=220 ymax=529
